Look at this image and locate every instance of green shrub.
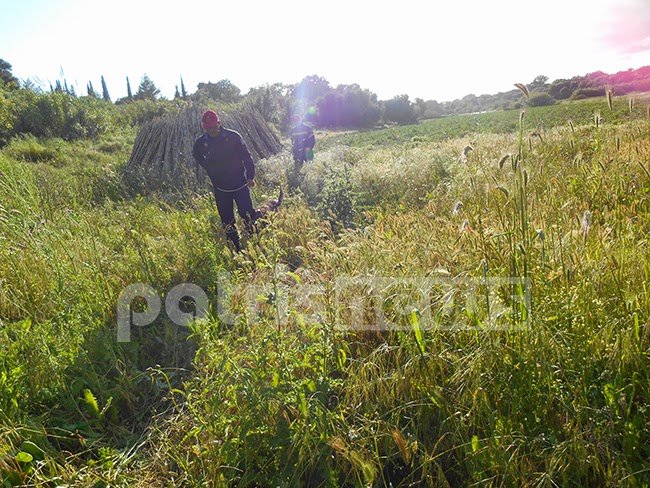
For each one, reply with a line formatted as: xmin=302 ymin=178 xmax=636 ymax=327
xmin=316 ymin=164 xmax=357 ymax=229
xmin=0 ymin=90 xmax=18 ymax=145
xmin=571 ymin=87 xmax=606 ymax=100
xmin=15 ymin=91 xmax=112 ymax=140
xmin=526 ymin=92 xmax=556 ymax=107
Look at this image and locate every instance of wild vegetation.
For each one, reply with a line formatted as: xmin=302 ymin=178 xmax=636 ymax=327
xmin=1 ymin=58 xmax=649 ymax=486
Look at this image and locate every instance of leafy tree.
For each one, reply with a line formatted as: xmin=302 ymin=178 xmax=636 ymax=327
xmin=547 ymin=78 xmax=580 ymax=100
xmin=134 ymin=74 xmax=161 ymax=101
xmin=460 ymin=93 xmax=479 ymax=113
xmin=383 ymin=94 xmax=417 ymax=125
xmin=422 ymin=100 xmax=444 ymax=119
xmin=195 ymin=79 xmax=242 ymax=103
xmin=293 ymin=75 xmax=330 ymax=104
xmin=101 ymin=75 xmax=111 ymax=102
xmin=316 ymin=84 xmax=381 ymax=128
xmin=244 ymin=83 xmax=290 ymax=126
xmin=414 ymin=97 xmax=426 ymax=120
xmin=292 ymin=75 xmax=330 ymax=116
xmin=0 ymin=90 xmax=19 ymax=145
xmin=529 ymin=75 xmax=549 ymax=90
xmin=0 ymin=59 xmax=19 ymax=90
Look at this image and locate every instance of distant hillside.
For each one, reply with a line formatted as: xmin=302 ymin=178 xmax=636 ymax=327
xmin=422 ymin=65 xmax=650 ymax=119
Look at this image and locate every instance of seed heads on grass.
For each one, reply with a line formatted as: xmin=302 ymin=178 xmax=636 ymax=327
xmin=514 ymin=83 xmax=530 ymax=98
xmin=573 ymin=152 xmax=583 ymax=167
xmin=498 ymin=154 xmax=511 ymax=169
xmin=452 ymin=201 xmax=464 ymax=216
xmin=594 ymin=111 xmax=601 ymax=129
xmin=581 ymin=210 xmax=592 ymax=241
xmin=606 ymin=89 xmax=613 ymax=111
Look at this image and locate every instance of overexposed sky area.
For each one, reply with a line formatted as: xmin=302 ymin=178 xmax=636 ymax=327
xmin=1 ymin=0 xmax=649 ymax=102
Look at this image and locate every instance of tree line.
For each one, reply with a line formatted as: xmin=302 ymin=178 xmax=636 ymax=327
xmin=1 ymin=58 xmax=649 ymax=146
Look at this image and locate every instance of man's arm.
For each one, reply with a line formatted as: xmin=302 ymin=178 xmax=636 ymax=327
xmin=192 ymin=137 xmax=205 ymax=169
xmin=238 ymin=134 xmax=255 ymax=181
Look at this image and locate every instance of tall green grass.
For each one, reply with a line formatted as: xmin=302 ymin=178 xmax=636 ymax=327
xmin=1 ymin=97 xmax=649 ymax=486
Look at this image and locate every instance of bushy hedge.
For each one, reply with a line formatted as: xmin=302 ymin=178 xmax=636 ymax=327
xmin=0 ymin=87 xmax=193 ymax=147
xmin=0 ymin=89 xmax=113 ymax=145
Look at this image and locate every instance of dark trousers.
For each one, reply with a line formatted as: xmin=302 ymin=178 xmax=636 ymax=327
xmin=292 ymin=146 xmax=306 ymax=167
xmin=214 ymin=186 xmax=257 ymax=251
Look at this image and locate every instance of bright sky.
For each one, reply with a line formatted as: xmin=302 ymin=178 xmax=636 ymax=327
xmin=1 ymin=0 xmax=649 ymax=102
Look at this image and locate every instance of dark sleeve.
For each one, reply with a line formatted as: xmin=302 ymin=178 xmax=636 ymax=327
xmin=238 ymin=134 xmax=255 ymax=180
xmin=192 ymin=137 xmax=204 ymax=168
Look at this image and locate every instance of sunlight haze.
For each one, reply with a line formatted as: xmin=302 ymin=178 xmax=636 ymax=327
xmin=1 ymin=0 xmax=648 ymax=101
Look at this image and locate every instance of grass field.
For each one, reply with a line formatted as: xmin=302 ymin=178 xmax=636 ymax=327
xmin=1 ymin=95 xmax=649 ymax=486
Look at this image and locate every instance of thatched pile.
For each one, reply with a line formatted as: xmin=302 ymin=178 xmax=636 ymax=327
xmin=124 ymin=105 xmax=283 ymax=191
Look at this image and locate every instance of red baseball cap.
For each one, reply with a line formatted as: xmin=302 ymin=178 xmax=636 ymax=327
xmin=202 ymin=110 xmax=220 ymax=129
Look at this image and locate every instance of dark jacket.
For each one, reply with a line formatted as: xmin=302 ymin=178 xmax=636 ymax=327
xmin=290 ymin=123 xmax=315 ymax=150
xmin=192 ymin=128 xmax=255 ymax=191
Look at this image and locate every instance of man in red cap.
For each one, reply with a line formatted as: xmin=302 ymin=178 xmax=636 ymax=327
xmin=193 ymin=109 xmax=257 ymax=252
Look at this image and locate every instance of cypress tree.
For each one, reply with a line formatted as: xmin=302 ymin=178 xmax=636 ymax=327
xmin=101 ymin=75 xmax=111 ymax=102
xmin=126 ymin=76 xmax=133 ymax=99
xmin=180 ymin=76 xmax=188 ymax=99
xmin=87 ymin=81 xmax=96 ymax=97
xmin=174 ymin=85 xmax=181 ymax=99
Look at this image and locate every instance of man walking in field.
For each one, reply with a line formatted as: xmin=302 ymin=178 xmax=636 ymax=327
xmin=289 ymin=114 xmax=315 ymax=167
xmin=193 ymin=109 xmax=257 ymax=253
